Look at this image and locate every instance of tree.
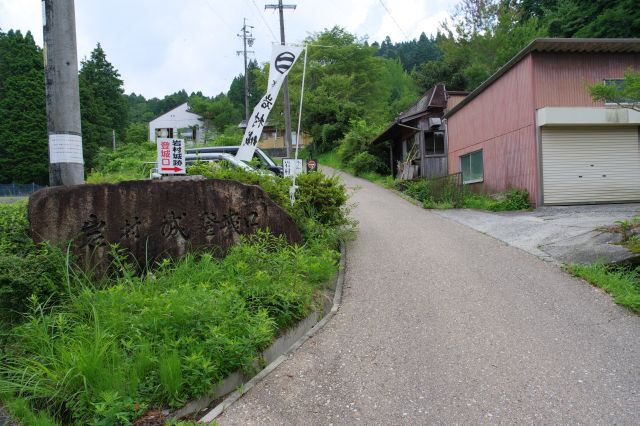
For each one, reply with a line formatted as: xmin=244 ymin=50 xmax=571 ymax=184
xmin=79 ymin=44 xmax=128 ymax=169
xmin=0 ymin=30 xmax=48 ymax=184
xmin=227 ymin=59 xmax=261 ymax=118
xmin=188 ymin=94 xmax=241 ymax=132
xmin=588 ymin=69 xmax=640 ymax=112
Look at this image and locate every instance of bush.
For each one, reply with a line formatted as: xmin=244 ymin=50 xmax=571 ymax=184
xmin=400 ymin=179 xmax=431 ymax=202
xmin=87 ymin=143 xmax=156 ymax=183
xmin=0 ymin=201 xmax=33 ymax=256
xmin=293 ymin=172 xmax=349 ymax=227
xmin=487 ymin=188 xmax=530 ymax=211
xmin=0 ymin=232 xmax=339 ymax=423
xmin=348 ymin=152 xmax=386 ymax=176
xmin=0 ymin=245 xmax=67 ymax=325
xmin=188 ymin=161 xmax=350 ymax=229
xmin=337 ymin=119 xmax=382 ymax=165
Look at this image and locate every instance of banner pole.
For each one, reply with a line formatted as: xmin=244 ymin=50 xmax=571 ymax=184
xmin=294 ymin=45 xmax=308 ymax=161
xmin=290 ymin=45 xmax=308 ymax=207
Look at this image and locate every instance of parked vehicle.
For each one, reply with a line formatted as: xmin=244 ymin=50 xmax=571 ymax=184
xmin=186 ymin=146 xmax=283 ymax=176
xmin=185 ymin=152 xmax=275 ymax=177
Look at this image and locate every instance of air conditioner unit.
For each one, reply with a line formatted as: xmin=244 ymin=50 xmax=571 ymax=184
xmin=428 ymin=117 xmax=442 ymax=129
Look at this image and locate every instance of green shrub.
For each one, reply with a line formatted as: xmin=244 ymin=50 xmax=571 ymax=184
xmin=207 ymin=126 xmax=242 ymax=147
xmin=348 ymin=152 xmax=386 ymax=176
xmin=488 ymin=188 xmax=530 ymax=211
xmin=0 ymin=245 xmax=67 ymax=325
xmin=87 ymin=143 xmax=156 ymax=184
xmin=337 ymin=119 xmax=382 ymax=165
xmin=0 ymin=201 xmax=33 ymax=256
xmin=188 ymin=161 xmax=349 ymax=229
xmin=293 ymin=172 xmax=349 ymax=227
xmin=0 ymin=232 xmax=339 ymax=424
xmin=401 ymin=180 xmax=431 ymax=202
xmin=463 ymin=188 xmax=530 ymax=211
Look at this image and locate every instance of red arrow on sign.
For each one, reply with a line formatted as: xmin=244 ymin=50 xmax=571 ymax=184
xmin=161 ymin=166 xmax=183 ymax=172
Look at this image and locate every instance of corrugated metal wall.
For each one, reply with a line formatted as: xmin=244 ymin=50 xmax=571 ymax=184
xmin=533 ymin=52 xmax=640 ymax=109
xmin=447 ymin=56 xmax=539 ymax=202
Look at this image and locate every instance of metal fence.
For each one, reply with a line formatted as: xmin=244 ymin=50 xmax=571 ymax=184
xmin=426 ymin=172 xmax=464 ymax=208
xmin=0 ymin=183 xmax=47 ymax=197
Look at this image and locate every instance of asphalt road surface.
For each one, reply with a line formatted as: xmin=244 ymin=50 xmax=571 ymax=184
xmin=217 ymin=171 xmax=640 ymax=425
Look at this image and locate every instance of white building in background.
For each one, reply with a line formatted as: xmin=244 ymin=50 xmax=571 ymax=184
xmin=148 ymin=102 xmax=205 ymax=144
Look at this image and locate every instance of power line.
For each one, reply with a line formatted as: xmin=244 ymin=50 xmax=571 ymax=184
xmin=377 ymin=0 xmax=410 ymax=40
xmin=248 ymin=0 xmax=278 ymax=41
xmin=203 ymin=0 xmax=231 ymax=30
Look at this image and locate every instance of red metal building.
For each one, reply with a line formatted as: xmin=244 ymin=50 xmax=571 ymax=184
xmin=445 ymin=38 xmax=640 ymax=206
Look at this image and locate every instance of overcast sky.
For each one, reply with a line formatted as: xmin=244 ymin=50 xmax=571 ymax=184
xmin=0 ymin=0 xmax=456 ymax=99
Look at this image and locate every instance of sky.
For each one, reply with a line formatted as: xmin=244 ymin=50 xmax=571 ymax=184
xmin=0 ymin=0 xmax=456 ymax=99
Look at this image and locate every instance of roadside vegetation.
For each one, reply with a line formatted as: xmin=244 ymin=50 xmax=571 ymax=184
xmin=567 ymin=214 xmax=640 ymax=313
xmin=567 ymin=263 xmax=640 ymax=313
xmin=0 ymin=151 xmax=352 ymax=424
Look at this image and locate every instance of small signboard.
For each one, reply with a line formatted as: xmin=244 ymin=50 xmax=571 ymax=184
xmin=282 ymin=158 xmax=305 ymax=177
xmin=306 ymin=159 xmax=318 ymax=172
xmin=157 ymin=138 xmax=186 ymax=175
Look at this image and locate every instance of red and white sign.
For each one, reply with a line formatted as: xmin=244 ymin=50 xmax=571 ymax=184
xmin=157 ymin=138 xmax=185 ymax=174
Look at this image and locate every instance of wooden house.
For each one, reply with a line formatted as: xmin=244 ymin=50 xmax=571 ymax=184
xmin=371 ymin=83 xmax=467 ymax=178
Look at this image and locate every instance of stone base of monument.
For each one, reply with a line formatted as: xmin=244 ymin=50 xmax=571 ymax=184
xmin=28 ymin=179 xmax=301 ymax=272
xmin=164 ymin=244 xmax=346 ymax=423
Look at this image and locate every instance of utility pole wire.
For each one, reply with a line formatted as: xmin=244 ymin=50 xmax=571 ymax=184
xmin=377 ymin=0 xmax=410 ymax=40
xmin=248 ymin=0 xmax=278 ymax=41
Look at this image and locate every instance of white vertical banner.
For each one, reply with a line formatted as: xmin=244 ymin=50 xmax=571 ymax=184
xmin=236 ymin=44 xmax=303 ymax=162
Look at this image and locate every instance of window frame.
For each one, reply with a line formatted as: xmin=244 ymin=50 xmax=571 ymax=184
xmin=424 ymin=130 xmax=446 ymax=157
xmin=460 ymin=149 xmax=484 ymax=184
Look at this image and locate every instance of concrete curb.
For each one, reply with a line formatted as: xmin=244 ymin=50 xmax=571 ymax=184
xmin=198 ymin=243 xmax=346 ymax=423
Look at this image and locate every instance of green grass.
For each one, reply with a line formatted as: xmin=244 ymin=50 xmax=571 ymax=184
xmin=317 ymin=150 xmax=342 ymax=170
xmin=395 ymin=179 xmax=530 ymax=212
xmin=1 ymin=393 xmax=59 ymax=425
xmin=316 ymin=150 xmax=393 ymax=187
xmin=0 ymin=143 xmax=352 ymax=424
xmin=86 ymin=143 xmax=156 ymax=184
xmin=0 ymin=232 xmax=339 ymax=424
xmin=567 ymin=263 xmax=640 ymax=313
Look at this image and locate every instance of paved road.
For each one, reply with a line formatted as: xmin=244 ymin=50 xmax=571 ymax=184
xmin=218 ymin=172 xmax=640 ymax=425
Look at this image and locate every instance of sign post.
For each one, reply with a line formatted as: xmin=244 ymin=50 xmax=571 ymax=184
xmin=157 ymin=138 xmax=186 ymax=175
xmin=282 ymin=158 xmax=305 ymax=178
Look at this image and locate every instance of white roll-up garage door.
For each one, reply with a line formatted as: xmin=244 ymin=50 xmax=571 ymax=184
xmin=541 ymin=126 xmax=640 ymax=204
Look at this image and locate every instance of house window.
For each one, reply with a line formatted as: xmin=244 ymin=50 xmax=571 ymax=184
xmin=425 ymin=131 xmax=445 ymax=156
xmin=460 ymin=150 xmax=483 ymax=184
xmin=603 ymin=79 xmax=637 ymax=104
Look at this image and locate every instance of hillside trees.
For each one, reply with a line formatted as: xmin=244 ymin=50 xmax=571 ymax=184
xmin=79 ymin=43 xmax=128 ymax=169
xmin=0 ymin=30 xmax=48 ymax=184
xmin=411 ymin=0 xmax=639 ymax=94
xmin=269 ymin=27 xmax=418 ymax=154
xmin=227 ymin=59 xmax=262 ymax=119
